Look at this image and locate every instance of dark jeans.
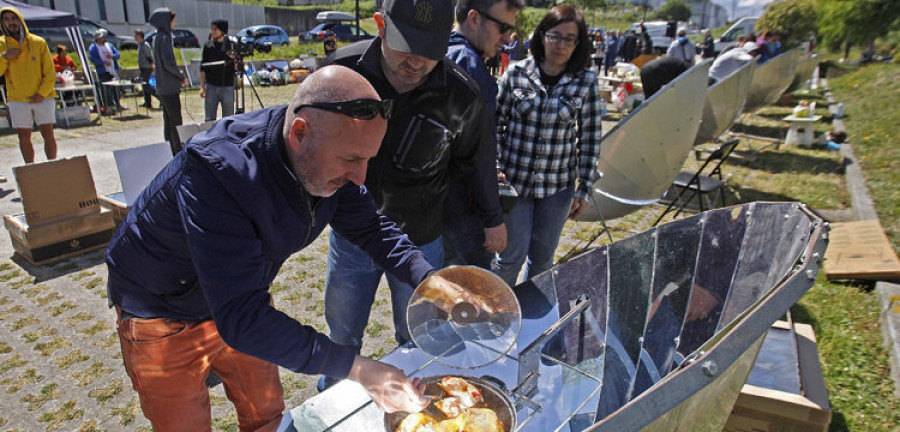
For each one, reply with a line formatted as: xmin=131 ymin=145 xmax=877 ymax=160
xmin=98 ymin=72 xmax=120 ymax=109
xmin=158 ymin=94 xmax=183 ymax=155
xmin=139 ymin=67 xmax=155 ymax=107
xmin=443 ymin=212 xmax=493 ymax=269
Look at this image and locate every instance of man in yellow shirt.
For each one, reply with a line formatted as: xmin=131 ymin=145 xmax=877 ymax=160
xmin=0 ymin=6 xmax=58 ymax=164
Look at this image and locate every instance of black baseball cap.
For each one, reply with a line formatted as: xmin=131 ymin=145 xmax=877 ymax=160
xmin=381 ymin=0 xmax=453 ymax=61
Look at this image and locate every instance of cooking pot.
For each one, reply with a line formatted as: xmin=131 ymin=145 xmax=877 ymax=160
xmin=384 ymin=375 xmax=516 ymax=432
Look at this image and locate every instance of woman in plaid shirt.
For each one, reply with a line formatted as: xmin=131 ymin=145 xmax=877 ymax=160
xmin=491 ymin=5 xmax=603 ymax=287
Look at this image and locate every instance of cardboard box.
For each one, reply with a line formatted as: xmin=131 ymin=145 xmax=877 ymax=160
xmin=13 ymin=156 xmax=101 ymax=226
xmin=4 ymin=211 xmax=115 ymax=266
xmin=99 ymin=192 xmax=129 ymax=227
xmin=724 ymin=321 xmax=831 ymax=432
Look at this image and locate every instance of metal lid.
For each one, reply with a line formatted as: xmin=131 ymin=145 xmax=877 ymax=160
xmin=407 ymin=266 xmax=521 ymax=369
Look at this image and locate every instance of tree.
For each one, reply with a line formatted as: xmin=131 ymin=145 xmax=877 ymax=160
xmin=817 ymin=0 xmax=900 ymax=51
xmin=655 ymin=0 xmax=692 ymax=22
xmin=755 ymin=0 xmax=818 ymax=49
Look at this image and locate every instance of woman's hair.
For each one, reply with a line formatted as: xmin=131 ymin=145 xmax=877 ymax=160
xmin=56 ymin=44 xmax=66 ymax=55
xmin=528 ymin=5 xmax=591 ymax=74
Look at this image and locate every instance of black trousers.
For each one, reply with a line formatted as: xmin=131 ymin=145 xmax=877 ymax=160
xmin=139 ymin=67 xmax=155 ymax=107
xmin=158 ymin=94 xmax=183 ymax=155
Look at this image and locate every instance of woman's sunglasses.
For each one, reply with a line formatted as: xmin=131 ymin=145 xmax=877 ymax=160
xmin=294 ymin=98 xmax=394 ymax=120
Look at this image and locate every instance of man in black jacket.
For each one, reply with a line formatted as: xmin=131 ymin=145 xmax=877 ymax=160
xmin=320 ymin=0 xmax=494 ymax=389
xmin=200 ymin=19 xmax=235 ymax=121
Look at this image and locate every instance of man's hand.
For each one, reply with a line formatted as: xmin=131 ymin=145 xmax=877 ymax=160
xmin=568 ymin=197 xmax=587 ymax=220
xmin=2 ymin=48 xmax=21 ymax=60
xmin=29 ymin=94 xmax=45 ymax=103
xmin=181 ymin=78 xmax=189 ymax=88
xmin=348 ymin=356 xmax=428 ymax=413
xmin=199 ymin=86 xmax=206 ymax=98
xmin=483 ymin=223 xmax=507 ymax=254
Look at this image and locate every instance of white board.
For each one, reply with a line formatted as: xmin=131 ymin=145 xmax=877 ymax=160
xmin=113 ymin=142 xmax=173 ymax=206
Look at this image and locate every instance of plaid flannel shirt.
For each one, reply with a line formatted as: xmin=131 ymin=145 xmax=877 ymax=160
xmin=496 ymin=58 xmax=603 ymax=201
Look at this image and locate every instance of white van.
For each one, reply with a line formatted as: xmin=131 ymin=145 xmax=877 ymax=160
xmin=714 ymin=17 xmax=758 ymax=54
xmin=627 ymin=20 xmax=686 ymax=54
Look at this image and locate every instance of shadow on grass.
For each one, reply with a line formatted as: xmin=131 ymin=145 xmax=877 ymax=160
xmin=731 ymin=122 xmax=787 ymax=140
xmin=11 ymin=247 xmax=107 ymax=283
xmin=744 ymin=150 xmax=845 ymax=175
xmin=728 ymin=187 xmax=798 ymax=204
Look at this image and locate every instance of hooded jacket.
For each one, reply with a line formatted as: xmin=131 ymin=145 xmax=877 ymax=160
xmin=106 ymin=105 xmax=434 ymax=378
xmin=0 ymin=7 xmax=56 ymax=102
xmin=148 ymin=8 xmax=183 ymax=96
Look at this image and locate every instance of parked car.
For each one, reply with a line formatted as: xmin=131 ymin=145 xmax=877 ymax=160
xmin=236 ymin=25 xmax=291 ymax=47
xmin=300 ymin=22 xmax=373 ymax=42
xmin=30 ymin=18 xmax=137 ymax=51
xmin=145 ymin=29 xmax=201 ymax=48
xmin=300 ymin=11 xmax=374 ymax=42
xmin=714 ymin=17 xmax=759 ymax=55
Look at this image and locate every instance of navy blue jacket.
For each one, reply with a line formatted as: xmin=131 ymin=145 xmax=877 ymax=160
xmin=106 ymin=106 xmax=433 ymax=378
xmin=443 ymin=31 xmax=503 ymax=228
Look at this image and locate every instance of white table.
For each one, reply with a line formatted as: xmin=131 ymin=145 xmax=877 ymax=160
xmin=782 ymin=114 xmax=822 ymax=147
xmin=55 ymin=83 xmax=96 ymax=127
xmin=102 ymin=80 xmax=148 ymax=119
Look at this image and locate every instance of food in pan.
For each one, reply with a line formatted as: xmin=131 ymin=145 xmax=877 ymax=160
xmin=437 ymin=376 xmax=483 ymax=408
xmin=434 ymin=396 xmax=464 ymax=418
xmin=396 ymin=413 xmax=439 ymax=432
xmin=453 ymin=408 xmax=504 ymax=432
xmin=396 ymin=377 xmax=504 ymax=432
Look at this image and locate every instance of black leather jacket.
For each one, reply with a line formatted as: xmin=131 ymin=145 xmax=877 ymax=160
xmin=329 ymin=38 xmax=495 ymax=245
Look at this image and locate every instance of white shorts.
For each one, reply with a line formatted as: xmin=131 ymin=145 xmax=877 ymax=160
xmin=7 ymin=98 xmax=56 ymax=129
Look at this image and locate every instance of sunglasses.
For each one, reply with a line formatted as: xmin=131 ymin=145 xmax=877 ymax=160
xmin=478 ymin=10 xmax=516 ymax=34
xmin=294 ymin=98 xmax=394 ymax=120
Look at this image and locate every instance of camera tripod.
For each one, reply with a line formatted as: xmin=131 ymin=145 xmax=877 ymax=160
xmin=234 ymin=56 xmax=264 ymax=114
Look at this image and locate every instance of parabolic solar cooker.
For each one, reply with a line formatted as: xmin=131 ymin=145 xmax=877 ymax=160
xmin=288 ymin=202 xmax=828 ymax=432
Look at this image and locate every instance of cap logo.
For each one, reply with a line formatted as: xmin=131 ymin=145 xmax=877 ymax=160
xmin=415 ymin=1 xmax=433 ymax=24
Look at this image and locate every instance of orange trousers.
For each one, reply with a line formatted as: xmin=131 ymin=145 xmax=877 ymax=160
xmin=116 ymin=312 xmax=284 ymax=432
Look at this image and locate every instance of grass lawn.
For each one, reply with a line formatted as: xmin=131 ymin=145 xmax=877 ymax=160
xmin=828 ymin=63 xmax=900 ymax=250
xmin=795 ymin=61 xmax=900 ymax=431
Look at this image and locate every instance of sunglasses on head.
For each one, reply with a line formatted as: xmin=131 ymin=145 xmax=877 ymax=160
xmin=294 ymin=98 xmax=394 ymax=120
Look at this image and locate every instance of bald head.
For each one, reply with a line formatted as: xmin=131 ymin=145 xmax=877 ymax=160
xmin=284 ymin=65 xmax=380 ymax=139
xmin=283 ymin=65 xmax=388 ymax=197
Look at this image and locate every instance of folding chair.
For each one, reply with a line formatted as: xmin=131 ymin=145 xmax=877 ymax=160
xmin=175 ymin=119 xmax=213 ymax=141
xmin=654 ymin=138 xmax=740 ymax=225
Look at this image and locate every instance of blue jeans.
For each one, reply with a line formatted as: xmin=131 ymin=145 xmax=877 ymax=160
xmin=204 ymin=84 xmax=234 ymax=121
xmin=492 ymin=187 xmax=574 ymax=287
xmin=325 ymin=231 xmax=444 ymax=351
xmin=443 ymin=212 xmax=493 ymax=269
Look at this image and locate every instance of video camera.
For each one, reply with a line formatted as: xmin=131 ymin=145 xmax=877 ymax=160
xmin=228 ymin=40 xmax=272 ymax=59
